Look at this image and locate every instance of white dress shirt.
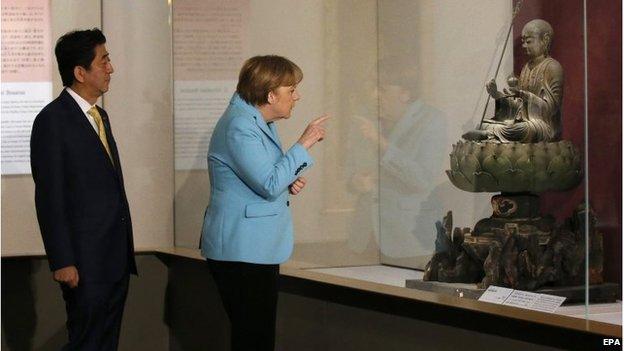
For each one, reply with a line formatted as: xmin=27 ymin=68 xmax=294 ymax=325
xmin=66 ymin=87 xmax=99 ymax=133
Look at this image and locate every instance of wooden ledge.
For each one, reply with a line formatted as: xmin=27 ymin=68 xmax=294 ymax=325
xmin=148 ymin=247 xmax=621 ymax=338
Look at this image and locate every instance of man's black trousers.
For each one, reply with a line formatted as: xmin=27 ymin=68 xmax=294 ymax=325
xmin=60 ymin=275 xmax=130 ymax=351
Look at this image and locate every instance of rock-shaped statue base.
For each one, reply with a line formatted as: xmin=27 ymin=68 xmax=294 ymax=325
xmin=423 ymin=197 xmax=603 ymax=291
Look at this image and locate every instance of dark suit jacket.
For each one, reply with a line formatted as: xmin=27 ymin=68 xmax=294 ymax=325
xmin=30 ymin=89 xmax=137 ymax=283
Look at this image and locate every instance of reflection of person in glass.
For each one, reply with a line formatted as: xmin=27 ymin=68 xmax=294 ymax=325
xmin=463 ymin=19 xmax=563 ymax=143
xmin=348 ymin=73 xmax=448 ymax=262
xmin=200 ymin=56 xmax=329 ymax=350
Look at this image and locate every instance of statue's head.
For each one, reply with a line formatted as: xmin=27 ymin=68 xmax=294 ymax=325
xmin=521 ymin=19 xmax=554 ymax=58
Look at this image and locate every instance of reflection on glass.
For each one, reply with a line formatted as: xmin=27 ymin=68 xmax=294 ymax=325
xmin=345 ymin=57 xmax=453 ymax=267
xmin=377 ymin=67 xmax=448 ymax=260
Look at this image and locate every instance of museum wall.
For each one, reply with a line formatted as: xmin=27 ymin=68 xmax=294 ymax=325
xmin=1 ymin=0 xmax=174 ymax=256
xmin=515 ymin=0 xmax=622 ymax=284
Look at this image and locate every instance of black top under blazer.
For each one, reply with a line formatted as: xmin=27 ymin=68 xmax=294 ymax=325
xmin=30 ymin=89 xmax=137 ymax=283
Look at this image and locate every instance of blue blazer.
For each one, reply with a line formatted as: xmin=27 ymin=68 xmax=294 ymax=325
xmin=200 ymin=93 xmax=313 ymax=264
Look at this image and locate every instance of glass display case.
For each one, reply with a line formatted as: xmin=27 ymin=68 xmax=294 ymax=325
xmin=173 ymin=0 xmax=621 ymax=331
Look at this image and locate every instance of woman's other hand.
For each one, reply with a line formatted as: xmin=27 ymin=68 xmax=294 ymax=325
xmin=298 ymin=114 xmax=330 ymax=149
xmin=289 ymin=176 xmax=307 ymax=195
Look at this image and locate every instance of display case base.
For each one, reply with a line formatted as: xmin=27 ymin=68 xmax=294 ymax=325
xmin=405 ymin=279 xmax=620 ymax=304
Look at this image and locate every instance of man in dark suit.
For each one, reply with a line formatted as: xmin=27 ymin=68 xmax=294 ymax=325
xmin=30 ymin=28 xmax=136 ymax=351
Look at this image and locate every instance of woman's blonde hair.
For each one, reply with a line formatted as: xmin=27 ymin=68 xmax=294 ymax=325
xmin=236 ymin=55 xmax=303 ymax=106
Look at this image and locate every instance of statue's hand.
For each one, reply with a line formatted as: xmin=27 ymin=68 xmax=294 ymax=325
xmin=507 ymin=87 xmax=527 ymax=99
xmin=483 ymin=118 xmax=508 ymax=126
xmin=462 ymin=130 xmax=489 ymax=141
xmin=486 ymin=79 xmax=502 ymax=99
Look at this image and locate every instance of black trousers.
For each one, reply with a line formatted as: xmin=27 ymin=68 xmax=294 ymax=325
xmin=207 ymin=259 xmax=279 ymax=351
xmin=60 ymin=275 xmax=130 ymax=351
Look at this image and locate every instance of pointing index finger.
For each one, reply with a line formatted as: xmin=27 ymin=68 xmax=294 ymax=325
xmin=312 ymin=114 xmax=331 ymax=125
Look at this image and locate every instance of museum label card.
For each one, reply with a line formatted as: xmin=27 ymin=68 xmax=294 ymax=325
xmin=478 ymin=285 xmax=514 ymax=304
xmin=529 ymin=294 xmax=567 ymax=313
xmin=503 ymin=290 xmax=540 ymax=308
xmin=479 ymin=286 xmax=566 ymax=313
xmin=501 ymin=290 xmax=566 ymax=312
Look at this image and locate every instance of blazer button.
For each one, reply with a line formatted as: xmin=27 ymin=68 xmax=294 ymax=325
xmin=287 ymin=201 xmax=290 ymax=207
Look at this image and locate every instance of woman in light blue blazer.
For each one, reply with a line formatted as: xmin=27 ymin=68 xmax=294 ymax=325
xmin=201 ymin=55 xmax=329 ymax=350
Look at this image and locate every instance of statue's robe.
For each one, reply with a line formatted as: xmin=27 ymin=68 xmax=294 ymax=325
xmin=485 ymin=57 xmax=564 ymax=143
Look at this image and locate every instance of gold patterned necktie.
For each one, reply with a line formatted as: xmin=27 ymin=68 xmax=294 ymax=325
xmin=87 ymin=106 xmax=113 ymax=163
